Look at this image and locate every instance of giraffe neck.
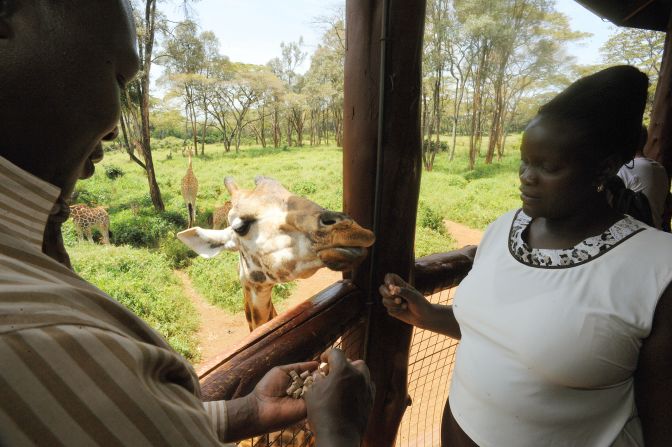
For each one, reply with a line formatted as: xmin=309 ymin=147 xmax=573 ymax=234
xmin=241 ymin=279 xmax=276 ymax=331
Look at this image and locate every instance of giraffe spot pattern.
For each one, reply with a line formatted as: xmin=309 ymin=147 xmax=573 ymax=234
xmin=250 ymin=271 xmax=267 ymax=283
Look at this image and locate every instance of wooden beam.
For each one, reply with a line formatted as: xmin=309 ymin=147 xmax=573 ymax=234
xmin=621 ymin=0 xmax=658 ymax=24
xmin=343 ymin=0 xmax=426 ymax=445
xmin=645 ymin=11 xmax=672 ymax=174
xmin=198 ymin=282 xmax=364 ymax=400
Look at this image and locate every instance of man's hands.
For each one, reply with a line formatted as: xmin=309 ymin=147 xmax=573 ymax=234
xmin=226 ymin=361 xmax=317 ymax=441
xmin=379 ymin=273 xmax=435 ymax=327
xmin=304 ymin=349 xmax=375 ymax=447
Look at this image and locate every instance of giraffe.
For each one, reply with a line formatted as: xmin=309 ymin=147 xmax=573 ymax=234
xmin=69 ymin=204 xmax=110 ymax=244
xmin=181 ymin=149 xmax=199 ymax=228
xmin=212 ymin=201 xmax=232 ymax=230
xmin=178 ymin=176 xmax=375 ymax=331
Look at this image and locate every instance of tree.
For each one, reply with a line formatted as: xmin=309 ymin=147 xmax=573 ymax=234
xmin=162 ymin=20 xmax=207 ymax=155
xmin=600 ymin=27 xmax=665 ymax=114
xmin=268 ymin=39 xmax=307 ymax=146
xmin=128 ymin=0 xmax=166 ymax=211
xmin=601 ymin=27 xmax=665 ymax=80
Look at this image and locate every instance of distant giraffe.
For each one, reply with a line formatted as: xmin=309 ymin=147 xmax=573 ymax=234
xmin=178 ymin=176 xmax=375 ymax=331
xmin=69 ymin=204 xmax=110 ymax=244
xmin=181 ymin=149 xmax=199 ymax=228
xmin=212 ymin=201 xmax=232 ymax=230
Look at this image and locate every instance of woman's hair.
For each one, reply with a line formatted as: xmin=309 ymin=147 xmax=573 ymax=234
xmin=537 ymin=65 xmax=649 ymax=167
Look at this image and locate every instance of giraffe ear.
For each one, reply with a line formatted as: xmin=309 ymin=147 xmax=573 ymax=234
xmin=177 ymin=227 xmax=238 ymax=258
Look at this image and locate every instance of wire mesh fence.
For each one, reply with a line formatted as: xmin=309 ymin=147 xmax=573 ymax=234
xmin=394 ymin=284 xmax=459 ymax=447
xmin=235 ymin=276 xmax=460 ymax=447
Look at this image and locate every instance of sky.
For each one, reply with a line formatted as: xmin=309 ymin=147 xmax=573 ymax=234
xmin=162 ymin=0 xmax=616 ymax=73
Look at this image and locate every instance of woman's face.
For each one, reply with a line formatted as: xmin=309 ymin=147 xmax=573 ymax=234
xmin=519 ymin=116 xmax=598 ymax=219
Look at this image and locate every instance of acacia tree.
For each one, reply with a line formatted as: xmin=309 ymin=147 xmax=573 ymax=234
xmin=128 ymin=0 xmax=166 ymax=211
xmin=304 ymin=15 xmax=346 ymax=146
xmin=268 ymin=39 xmax=307 ymax=146
xmin=162 ymin=20 xmax=208 ymax=155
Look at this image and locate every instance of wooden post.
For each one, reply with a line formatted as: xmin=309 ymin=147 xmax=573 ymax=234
xmin=645 ymin=11 xmax=672 ymax=173
xmin=343 ymin=0 xmax=426 ymax=445
xmin=645 ymin=11 xmax=672 ymax=230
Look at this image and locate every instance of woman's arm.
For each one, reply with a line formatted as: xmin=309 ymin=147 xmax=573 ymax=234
xmin=635 ymin=282 xmax=672 ymax=445
xmin=380 ymin=273 xmax=461 ymax=339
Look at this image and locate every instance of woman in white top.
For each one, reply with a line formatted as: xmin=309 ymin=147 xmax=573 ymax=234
xmin=381 ymin=65 xmax=672 ymax=446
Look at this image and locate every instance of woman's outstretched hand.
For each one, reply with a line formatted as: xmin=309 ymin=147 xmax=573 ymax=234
xmin=379 ymin=273 xmax=435 ymax=328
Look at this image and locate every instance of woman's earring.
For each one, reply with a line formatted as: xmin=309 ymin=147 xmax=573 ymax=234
xmin=597 ymin=183 xmax=605 ymax=193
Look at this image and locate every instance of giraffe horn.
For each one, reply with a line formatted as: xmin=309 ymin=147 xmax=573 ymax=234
xmin=224 ymin=177 xmax=239 ymax=195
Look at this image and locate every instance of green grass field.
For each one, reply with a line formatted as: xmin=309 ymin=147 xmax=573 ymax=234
xmin=66 ymin=136 xmax=523 ymax=360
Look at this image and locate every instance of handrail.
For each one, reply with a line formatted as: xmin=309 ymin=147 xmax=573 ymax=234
xmin=414 ymin=245 xmax=477 ymax=294
xmin=198 ymin=246 xmax=478 ymax=401
xmin=199 ymin=281 xmax=365 ymax=400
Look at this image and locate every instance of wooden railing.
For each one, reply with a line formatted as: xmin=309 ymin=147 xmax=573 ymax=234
xmin=198 ymin=245 xmax=477 ymax=403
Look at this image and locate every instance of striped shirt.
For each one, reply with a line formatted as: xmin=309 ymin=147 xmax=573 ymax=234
xmin=0 ymin=156 xmax=231 ymax=446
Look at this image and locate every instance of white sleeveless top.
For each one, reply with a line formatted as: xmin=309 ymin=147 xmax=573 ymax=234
xmin=450 ymin=209 xmax=672 ymax=447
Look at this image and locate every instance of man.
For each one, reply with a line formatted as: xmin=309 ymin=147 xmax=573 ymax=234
xmin=618 ymin=126 xmax=670 ymax=229
xmin=0 ymin=1 xmax=373 ymax=445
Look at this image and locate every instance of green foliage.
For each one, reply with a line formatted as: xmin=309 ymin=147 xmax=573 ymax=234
xmin=110 ymin=210 xmax=180 ymax=248
xmin=104 ymin=165 xmax=125 ymax=180
xmin=415 ymin=226 xmax=456 ymax=258
xmin=187 ymin=253 xmax=243 ymax=312
xmin=418 ymin=202 xmax=446 ymax=234
xmin=69 ymin=244 xmax=199 ymax=361
xmin=160 ymin=233 xmax=197 ymax=269
xmin=187 ymin=252 xmax=295 ymax=313
xmin=291 ymin=180 xmax=318 ymax=195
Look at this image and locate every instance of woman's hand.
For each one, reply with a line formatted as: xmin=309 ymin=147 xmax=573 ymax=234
xmin=379 ymin=273 xmax=435 ymax=328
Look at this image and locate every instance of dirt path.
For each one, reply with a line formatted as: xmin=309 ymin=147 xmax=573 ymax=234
xmin=181 ymin=221 xmax=482 ymax=369
xmin=177 ymin=267 xmax=342 ymax=369
xmin=444 ymin=219 xmax=483 ymax=247
xmin=174 ymin=270 xmax=251 ymax=368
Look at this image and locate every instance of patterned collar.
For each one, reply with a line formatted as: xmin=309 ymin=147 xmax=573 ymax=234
xmin=0 ymin=156 xmax=61 ymax=250
xmin=508 ymin=209 xmax=647 ymax=268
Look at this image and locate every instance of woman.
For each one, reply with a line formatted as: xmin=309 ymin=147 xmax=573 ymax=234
xmin=381 ymin=66 xmax=672 ymax=446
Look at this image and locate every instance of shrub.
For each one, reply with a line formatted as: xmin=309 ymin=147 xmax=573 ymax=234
xmin=418 ymin=202 xmax=446 ymax=234
xmin=423 ymin=140 xmax=449 ymax=152
xmin=104 ymin=165 xmax=125 ymax=180
xmin=69 ymin=244 xmax=200 ymax=361
xmin=110 ymin=210 xmax=178 ymax=248
xmin=415 ymin=226 xmax=456 ymax=258
xmin=160 ymin=233 xmax=197 ymax=269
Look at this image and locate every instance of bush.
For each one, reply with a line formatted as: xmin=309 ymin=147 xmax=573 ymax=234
xmin=418 ymin=202 xmax=445 ymax=234
xmin=104 ymin=165 xmax=125 ymax=180
xmin=160 ymin=233 xmax=197 ymax=269
xmin=423 ymin=139 xmax=449 ymax=152
xmin=110 ymin=210 xmax=178 ymax=248
xmin=415 ymin=226 xmax=456 ymax=258
xmin=69 ymin=244 xmax=200 ymax=361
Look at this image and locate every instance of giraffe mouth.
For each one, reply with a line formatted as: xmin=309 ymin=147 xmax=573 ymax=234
xmin=318 ymin=247 xmax=369 ymax=271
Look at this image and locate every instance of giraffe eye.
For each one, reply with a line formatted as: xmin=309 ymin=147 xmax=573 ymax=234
xmin=232 ymin=219 xmax=254 ymax=236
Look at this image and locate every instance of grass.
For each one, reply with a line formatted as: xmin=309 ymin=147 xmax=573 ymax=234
xmin=67 ymin=136 xmax=523 ymax=355
xmin=69 ymin=243 xmax=200 ymax=361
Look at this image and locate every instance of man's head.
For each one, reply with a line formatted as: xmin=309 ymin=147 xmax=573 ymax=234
xmin=0 ymin=0 xmax=139 ymax=196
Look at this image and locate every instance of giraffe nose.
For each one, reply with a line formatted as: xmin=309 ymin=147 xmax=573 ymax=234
xmin=319 ymin=211 xmax=351 ymax=227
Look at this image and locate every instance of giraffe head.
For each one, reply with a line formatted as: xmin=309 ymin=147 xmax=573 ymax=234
xmin=177 ymin=176 xmax=375 ymax=330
